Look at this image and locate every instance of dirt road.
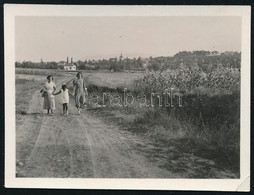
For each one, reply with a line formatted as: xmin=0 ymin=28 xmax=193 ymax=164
xmin=16 ymin=76 xmax=178 ymax=178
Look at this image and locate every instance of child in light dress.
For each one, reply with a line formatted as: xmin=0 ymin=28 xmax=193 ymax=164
xmin=53 ymin=84 xmax=70 ymax=115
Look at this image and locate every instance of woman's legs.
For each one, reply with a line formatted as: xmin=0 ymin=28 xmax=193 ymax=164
xmin=75 ymin=93 xmax=86 ymax=115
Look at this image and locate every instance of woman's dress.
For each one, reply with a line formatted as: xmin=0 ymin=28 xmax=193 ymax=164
xmin=73 ymin=78 xmax=86 ymax=108
xmin=43 ymin=81 xmax=56 ymax=110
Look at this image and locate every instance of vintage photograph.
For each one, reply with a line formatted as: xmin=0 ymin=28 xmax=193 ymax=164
xmin=5 ymin=5 xmax=250 ymax=190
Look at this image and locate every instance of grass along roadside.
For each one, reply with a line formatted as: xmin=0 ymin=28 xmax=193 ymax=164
xmin=88 ymin=105 xmax=239 ymax=178
xmin=16 ymin=78 xmax=43 ymax=116
xmin=85 ymin=84 xmax=240 ymax=178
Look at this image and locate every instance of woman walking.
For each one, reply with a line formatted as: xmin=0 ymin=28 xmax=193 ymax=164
xmin=41 ymin=75 xmax=56 ymax=115
xmin=73 ymin=72 xmax=88 ymax=115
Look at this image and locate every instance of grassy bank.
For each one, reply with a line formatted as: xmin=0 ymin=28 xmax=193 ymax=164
xmin=84 ymin=83 xmax=240 ymax=178
xmin=16 ymin=78 xmax=43 ymax=115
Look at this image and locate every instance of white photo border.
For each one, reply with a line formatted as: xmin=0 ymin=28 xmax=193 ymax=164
xmin=4 ymin=5 xmax=251 ymax=191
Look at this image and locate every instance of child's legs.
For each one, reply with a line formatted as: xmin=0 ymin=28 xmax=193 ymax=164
xmin=66 ymin=103 xmax=68 ymax=112
xmin=63 ymin=103 xmax=67 ymax=113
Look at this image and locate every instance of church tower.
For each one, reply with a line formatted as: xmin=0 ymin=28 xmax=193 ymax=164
xmin=119 ymin=52 xmax=123 ymax=67
xmin=119 ymin=52 xmax=123 ymax=61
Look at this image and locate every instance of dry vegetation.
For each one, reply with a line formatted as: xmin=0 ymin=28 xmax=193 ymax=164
xmin=81 ymin=66 xmax=240 ymax=178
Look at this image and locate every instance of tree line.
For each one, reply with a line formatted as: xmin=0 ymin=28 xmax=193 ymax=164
xmin=15 ymin=61 xmax=58 ymax=69
xmin=15 ymin=51 xmax=241 ymax=72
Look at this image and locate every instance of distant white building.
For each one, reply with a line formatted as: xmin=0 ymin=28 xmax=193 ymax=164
xmin=59 ymin=57 xmax=77 ymax=71
xmin=64 ymin=63 xmax=76 ymax=70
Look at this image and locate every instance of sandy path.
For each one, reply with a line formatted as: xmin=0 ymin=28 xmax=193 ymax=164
xmin=16 ymin=76 xmax=178 ymax=178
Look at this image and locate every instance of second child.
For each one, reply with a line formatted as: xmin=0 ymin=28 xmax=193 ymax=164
xmin=54 ymin=84 xmax=70 ymax=115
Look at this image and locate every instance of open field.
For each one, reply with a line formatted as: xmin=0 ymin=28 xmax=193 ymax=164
xmin=84 ymin=71 xmax=143 ymax=89
xmin=15 ymin=68 xmax=66 ymax=76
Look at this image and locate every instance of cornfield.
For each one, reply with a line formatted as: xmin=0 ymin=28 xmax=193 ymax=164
xmin=134 ymin=66 xmax=240 ymax=95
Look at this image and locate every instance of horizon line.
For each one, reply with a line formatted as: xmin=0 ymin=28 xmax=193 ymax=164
xmin=15 ymin=50 xmax=241 ymax=63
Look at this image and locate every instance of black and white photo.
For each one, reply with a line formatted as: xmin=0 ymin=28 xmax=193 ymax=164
xmin=4 ymin=5 xmax=250 ymax=191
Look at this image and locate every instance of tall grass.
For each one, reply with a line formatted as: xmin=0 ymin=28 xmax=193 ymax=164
xmin=16 ymin=78 xmax=42 ymax=115
xmin=83 ymin=66 xmax=240 ymax=175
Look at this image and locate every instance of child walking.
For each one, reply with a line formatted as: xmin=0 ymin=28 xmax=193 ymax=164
xmin=54 ymin=84 xmax=70 ymax=115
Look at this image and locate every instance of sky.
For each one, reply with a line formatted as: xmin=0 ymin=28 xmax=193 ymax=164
xmin=15 ymin=16 xmax=241 ymax=62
